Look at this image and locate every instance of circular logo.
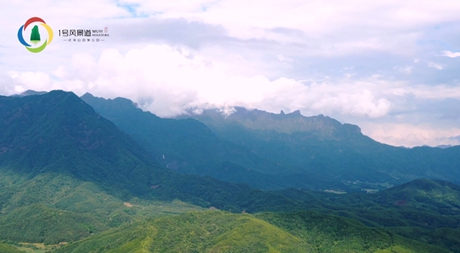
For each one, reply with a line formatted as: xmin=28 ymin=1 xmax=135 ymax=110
xmin=17 ymin=17 xmax=53 ymax=53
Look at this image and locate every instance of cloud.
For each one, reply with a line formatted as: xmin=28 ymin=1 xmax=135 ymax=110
xmin=2 ymin=0 xmax=460 ymax=148
xmin=450 ymin=135 xmax=460 ymax=142
xmin=111 ymin=17 xmax=228 ymax=49
xmin=361 ymin=123 xmax=460 ymax=147
xmin=394 ymin=66 xmax=413 ymax=74
xmin=112 ymin=0 xmax=460 ymax=57
xmin=427 ymin=61 xmax=443 ymax=70
xmin=442 ymin=50 xmax=460 ymax=58
xmin=3 ymin=44 xmax=392 ymax=119
xmin=8 ymin=71 xmax=52 ymax=93
xmin=388 ymin=85 xmax=460 ymax=100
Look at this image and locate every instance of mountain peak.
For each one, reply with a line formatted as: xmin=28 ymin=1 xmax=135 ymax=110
xmin=291 ymin=109 xmax=301 ymax=116
xmin=0 ymin=90 xmax=161 ymax=196
xmin=11 ymin=89 xmax=47 ymax=97
xmin=81 ymin=92 xmax=95 ymax=99
xmin=81 ymin=93 xmax=150 ymax=121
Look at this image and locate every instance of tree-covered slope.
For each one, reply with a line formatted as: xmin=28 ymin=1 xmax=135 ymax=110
xmin=0 ymin=204 xmax=109 ymax=244
xmin=0 ymin=91 xmax=303 ymax=212
xmin=0 ymin=243 xmax=24 ymax=253
xmin=0 ymin=90 xmax=161 ymax=197
xmin=55 ymin=211 xmax=448 ymax=253
xmin=81 ymin=93 xmax=293 ymax=190
xmin=0 ymin=169 xmax=204 ymax=246
xmin=277 ymin=179 xmax=460 ymax=252
xmin=256 ymin=211 xmax=450 ymax=253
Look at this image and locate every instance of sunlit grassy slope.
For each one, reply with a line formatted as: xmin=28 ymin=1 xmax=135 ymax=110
xmin=55 ymin=211 xmax=448 ymax=253
xmin=0 ymin=243 xmax=25 ymax=253
xmin=0 ymin=170 xmax=203 ymax=246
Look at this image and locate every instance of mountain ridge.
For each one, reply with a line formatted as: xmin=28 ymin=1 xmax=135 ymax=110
xmin=81 ymin=92 xmax=460 ymax=192
xmin=183 ymin=105 xmax=460 ymax=188
xmin=184 ymin=106 xmax=364 ymax=140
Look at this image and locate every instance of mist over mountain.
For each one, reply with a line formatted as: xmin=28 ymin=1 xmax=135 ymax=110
xmin=436 ymin=144 xmax=454 ymax=149
xmin=81 ymin=93 xmax=460 ymax=192
xmin=9 ymin=90 xmax=48 ymax=97
xmin=184 ymin=107 xmax=460 ymax=189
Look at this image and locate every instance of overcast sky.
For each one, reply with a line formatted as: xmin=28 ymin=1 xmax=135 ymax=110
xmin=1 ymin=0 xmax=460 ymax=147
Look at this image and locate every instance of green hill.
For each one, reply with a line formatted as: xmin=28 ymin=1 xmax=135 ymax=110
xmin=0 ymin=169 xmax=204 ymax=246
xmin=257 ymin=211 xmax=450 ymax=253
xmin=0 ymin=204 xmax=108 ymax=244
xmin=0 ymin=243 xmax=24 ymax=253
xmin=55 ymin=211 xmax=448 ymax=253
xmin=277 ymin=179 xmax=460 ymax=252
xmin=376 ymin=179 xmax=460 ymax=212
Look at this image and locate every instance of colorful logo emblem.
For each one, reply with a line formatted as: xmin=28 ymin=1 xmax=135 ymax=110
xmin=17 ymin=17 xmax=53 ymax=53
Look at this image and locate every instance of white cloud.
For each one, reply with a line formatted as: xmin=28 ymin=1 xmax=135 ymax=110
xmin=427 ymin=61 xmax=443 ymax=70
xmin=112 ymin=0 xmax=460 ymax=57
xmin=6 ymin=41 xmax=459 ymax=128
xmin=442 ymin=50 xmax=460 ymax=58
xmin=3 ymin=44 xmax=393 ymax=119
xmin=385 ymin=84 xmax=460 ymax=100
xmin=395 ymin=66 xmax=413 ymax=74
xmin=8 ymin=71 xmax=51 ymax=91
xmin=2 ymin=0 xmax=460 ymax=147
xmin=361 ymin=123 xmax=460 ymax=147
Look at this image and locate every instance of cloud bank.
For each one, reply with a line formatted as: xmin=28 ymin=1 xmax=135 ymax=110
xmin=1 ymin=0 xmax=460 ymax=147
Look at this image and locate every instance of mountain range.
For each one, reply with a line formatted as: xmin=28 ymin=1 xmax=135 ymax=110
xmin=82 ymin=93 xmax=460 ymax=192
xmin=0 ymin=90 xmax=458 ymax=252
